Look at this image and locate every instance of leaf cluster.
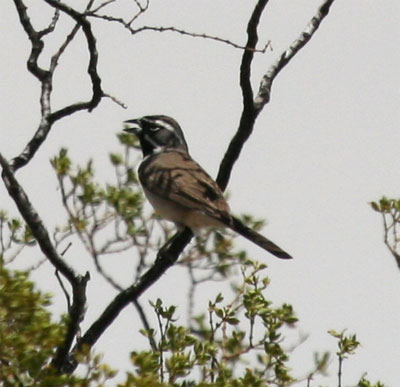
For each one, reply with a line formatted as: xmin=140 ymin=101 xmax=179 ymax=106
xmin=120 ymin=261 xmax=298 ymax=386
xmin=0 ymin=264 xmax=115 ymax=386
xmin=371 ymin=196 xmax=400 ymax=267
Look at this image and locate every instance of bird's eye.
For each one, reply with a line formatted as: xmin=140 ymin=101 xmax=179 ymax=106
xmin=150 ymin=126 xmax=160 ymax=132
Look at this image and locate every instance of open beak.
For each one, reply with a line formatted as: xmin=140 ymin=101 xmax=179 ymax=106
xmin=123 ymin=119 xmax=142 ymax=134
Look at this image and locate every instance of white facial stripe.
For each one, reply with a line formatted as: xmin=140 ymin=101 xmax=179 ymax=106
xmin=154 ymin=119 xmax=174 ymax=132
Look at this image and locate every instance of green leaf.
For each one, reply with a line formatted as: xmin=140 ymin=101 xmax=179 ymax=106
xmin=109 ymin=153 xmax=123 ymax=166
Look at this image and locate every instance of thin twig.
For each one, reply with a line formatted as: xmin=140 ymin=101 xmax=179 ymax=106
xmin=382 ymin=212 xmax=400 ymax=269
xmin=103 ymin=92 xmax=128 ymax=109
xmin=88 ymin=10 xmax=271 ymax=53
xmin=50 ymin=23 xmax=81 ymax=72
xmin=90 ymin=0 xmax=117 ymax=13
xmin=131 ymin=26 xmax=272 ymax=53
xmin=55 ymin=242 xmax=74 ymax=311
xmin=134 ymin=299 xmax=157 ymax=350
xmin=28 ymin=256 xmax=47 ymax=271
xmin=56 ymin=270 xmax=72 ymax=311
xmin=4 ymin=245 xmax=25 ymax=265
xmin=38 ymin=8 xmax=60 ymax=37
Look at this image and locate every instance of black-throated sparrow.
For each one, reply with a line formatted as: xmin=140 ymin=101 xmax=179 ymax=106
xmin=123 ymin=115 xmax=292 ymax=259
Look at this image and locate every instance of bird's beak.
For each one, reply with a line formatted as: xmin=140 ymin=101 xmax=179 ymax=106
xmin=123 ymin=119 xmax=142 ymax=135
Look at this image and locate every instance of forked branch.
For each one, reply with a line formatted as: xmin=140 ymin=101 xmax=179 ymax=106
xmin=217 ymin=0 xmax=336 ymax=189
xmin=11 ymin=0 xmax=104 ymax=172
xmin=44 ymin=0 xmax=103 ymax=121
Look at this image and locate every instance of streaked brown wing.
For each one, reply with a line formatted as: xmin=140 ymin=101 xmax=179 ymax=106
xmin=138 ymin=150 xmax=230 ymax=221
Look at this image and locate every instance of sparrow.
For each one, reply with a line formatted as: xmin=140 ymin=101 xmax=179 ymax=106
xmin=123 ymin=115 xmax=292 ymax=259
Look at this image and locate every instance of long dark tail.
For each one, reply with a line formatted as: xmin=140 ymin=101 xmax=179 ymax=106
xmin=229 ymin=216 xmax=292 ymax=259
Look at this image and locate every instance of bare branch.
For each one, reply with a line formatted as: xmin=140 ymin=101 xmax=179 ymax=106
xmin=91 ymin=0 xmax=118 ymax=14
xmin=50 ymin=23 xmax=81 ymax=72
xmin=133 ymin=299 xmax=157 ymax=351
xmin=129 ymin=26 xmax=272 ymax=53
xmin=133 ymin=0 xmax=150 ymax=13
xmin=88 ymin=10 xmax=271 ymax=53
xmin=10 ymin=0 xmax=54 ymax=172
xmin=254 ymin=0 xmax=336 ymax=113
xmin=11 ymin=120 xmax=52 ymax=172
xmin=44 ymin=0 xmax=103 ymax=120
xmin=52 ymin=270 xmax=90 ymax=372
xmin=216 ymin=0 xmax=269 ymax=190
xmin=11 ymin=0 xmax=105 ymax=172
xmin=55 ymin=242 xmax=74 ymax=311
xmin=240 ymin=0 xmax=269 ymax=112
xmin=38 ymin=8 xmax=60 ymax=37
xmin=13 ymin=0 xmax=49 ymax=81
xmin=56 ymin=269 xmax=72 ymax=311
xmin=217 ymin=0 xmax=336 ymax=190
xmin=103 ymin=92 xmax=128 ymax=109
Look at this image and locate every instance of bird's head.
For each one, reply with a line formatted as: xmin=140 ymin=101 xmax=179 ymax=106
xmin=123 ymin=115 xmax=189 ymax=157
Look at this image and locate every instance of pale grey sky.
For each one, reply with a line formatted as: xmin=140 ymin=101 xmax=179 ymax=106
xmin=1 ymin=0 xmax=400 ymax=385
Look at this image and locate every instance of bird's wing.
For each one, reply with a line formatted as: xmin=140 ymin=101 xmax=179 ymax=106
xmin=138 ymin=150 xmax=231 ymax=221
